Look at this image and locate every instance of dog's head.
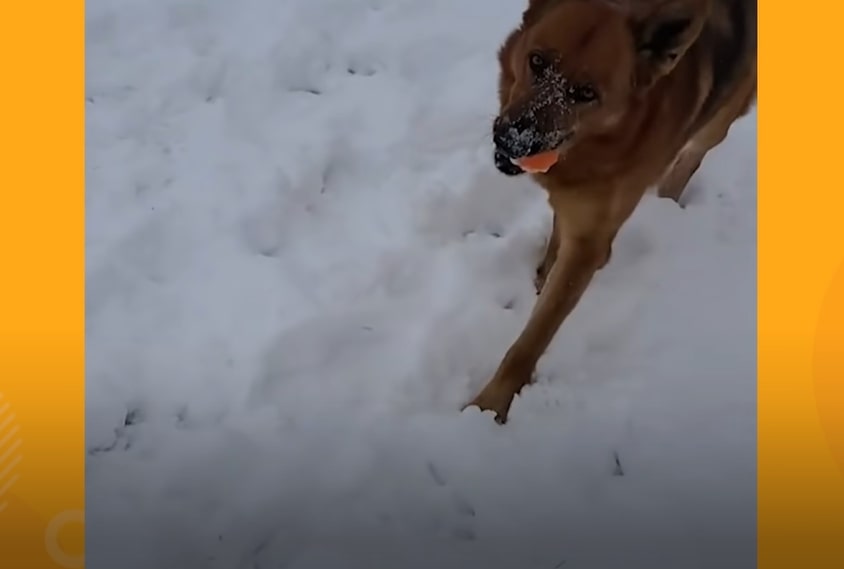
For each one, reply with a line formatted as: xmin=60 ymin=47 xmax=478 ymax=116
xmin=493 ymin=0 xmax=708 ymax=176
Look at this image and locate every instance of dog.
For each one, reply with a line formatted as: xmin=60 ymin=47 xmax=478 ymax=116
xmin=464 ymin=0 xmax=756 ymax=423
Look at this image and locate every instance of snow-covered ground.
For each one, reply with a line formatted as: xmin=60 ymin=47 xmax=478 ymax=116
xmin=85 ymin=0 xmax=757 ymax=567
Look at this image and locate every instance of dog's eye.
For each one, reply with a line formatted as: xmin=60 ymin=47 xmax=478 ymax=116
xmin=570 ymin=84 xmax=598 ymax=103
xmin=528 ymin=52 xmax=548 ymax=73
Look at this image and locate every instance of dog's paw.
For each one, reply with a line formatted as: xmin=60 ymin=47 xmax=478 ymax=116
xmin=462 ymin=380 xmax=519 ymax=424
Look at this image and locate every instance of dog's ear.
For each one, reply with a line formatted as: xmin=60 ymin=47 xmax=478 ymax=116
xmin=630 ymin=0 xmax=710 ymax=89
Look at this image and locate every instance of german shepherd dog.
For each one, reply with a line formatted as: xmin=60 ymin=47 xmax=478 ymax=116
xmin=464 ymin=0 xmax=756 ymax=423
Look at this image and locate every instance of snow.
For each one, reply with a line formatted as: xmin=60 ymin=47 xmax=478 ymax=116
xmin=85 ymin=0 xmax=757 ymax=567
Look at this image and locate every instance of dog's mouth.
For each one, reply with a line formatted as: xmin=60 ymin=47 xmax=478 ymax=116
xmin=493 ymin=131 xmax=574 ymax=176
xmin=494 ymin=147 xmax=527 ymax=176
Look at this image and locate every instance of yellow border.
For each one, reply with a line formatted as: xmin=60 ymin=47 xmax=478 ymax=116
xmin=2 ymin=1 xmax=844 ymax=567
xmin=759 ymin=2 xmax=844 ymax=566
xmin=0 ymin=3 xmax=85 ymax=567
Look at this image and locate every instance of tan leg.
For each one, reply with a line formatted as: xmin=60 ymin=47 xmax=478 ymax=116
xmin=536 ymin=208 xmax=615 ymax=295
xmin=534 ymin=213 xmax=559 ymax=294
xmin=465 ymin=180 xmax=647 ymax=424
xmin=658 ymin=77 xmax=757 ymax=205
xmin=465 ymin=230 xmax=613 ymax=423
xmin=657 ymin=144 xmax=708 ymax=204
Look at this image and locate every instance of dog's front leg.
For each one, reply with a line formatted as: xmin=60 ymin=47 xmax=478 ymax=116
xmin=534 ymin=212 xmax=559 ymax=294
xmin=465 ymin=230 xmax=611 ymax=423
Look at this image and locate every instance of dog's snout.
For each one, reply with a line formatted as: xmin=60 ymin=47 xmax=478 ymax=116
xmin=492 ymin=127 xmax=509 ymax=153
xmin=491 ymin=116 xmax=509 ymax=146
xmin=493 ymin=115 xmax=540 ymax=159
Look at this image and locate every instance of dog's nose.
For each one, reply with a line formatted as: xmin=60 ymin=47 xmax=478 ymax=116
xmin=493 ymin=116 xmax=538 ymax=158
xmin=492 ymin=127 xmax=510 ymax=152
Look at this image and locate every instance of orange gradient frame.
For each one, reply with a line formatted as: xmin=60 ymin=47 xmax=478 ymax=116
xmin=0 ymin=2 xmax=842 ymax=568
xmin=0 ymin=3 xmax=85 ymax=567
xmin=758 ymin=1 xmax=844 ymax=566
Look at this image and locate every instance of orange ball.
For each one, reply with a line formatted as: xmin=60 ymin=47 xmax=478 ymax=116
xmin=515 ymin=150 xmax=559 ymax=173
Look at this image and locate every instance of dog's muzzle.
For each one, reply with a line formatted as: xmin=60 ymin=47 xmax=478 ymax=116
xmin=494 ymin=148 xmax=526 ymax=176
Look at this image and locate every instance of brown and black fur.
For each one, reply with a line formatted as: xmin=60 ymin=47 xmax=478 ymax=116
xmin=465 ymin=0 xmax=756 ymax=423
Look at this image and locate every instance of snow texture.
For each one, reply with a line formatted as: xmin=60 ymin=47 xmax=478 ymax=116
xmin=86 ymin=0 xmax=757 ymax=567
